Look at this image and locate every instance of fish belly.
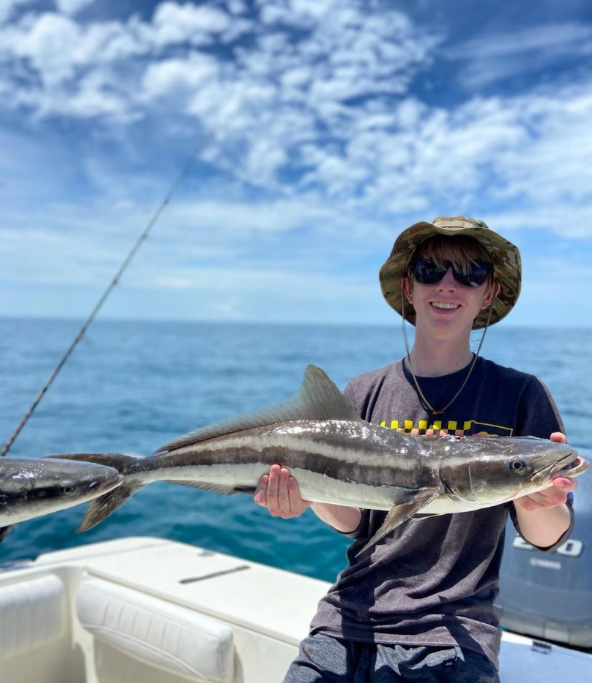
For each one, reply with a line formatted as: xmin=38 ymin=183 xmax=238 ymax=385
xmin=151 ymin=462 xmax=401 ymax=511
xmin=290 ymin=466 xmax=399 ymax=510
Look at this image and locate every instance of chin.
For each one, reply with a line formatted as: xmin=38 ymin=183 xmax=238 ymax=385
xmin=420 ymin=314 xmax=474 ymax=337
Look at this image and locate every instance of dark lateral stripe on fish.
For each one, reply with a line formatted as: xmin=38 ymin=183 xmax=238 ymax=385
xmin=148 ymin=433 xmax=436 ymax=489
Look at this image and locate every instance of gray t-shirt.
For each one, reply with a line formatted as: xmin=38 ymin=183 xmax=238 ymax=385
xmin=309 ymin=356 xmax=573 ymax=669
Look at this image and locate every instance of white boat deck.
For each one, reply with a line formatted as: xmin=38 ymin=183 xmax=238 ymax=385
xmin=0 ymin=537 xmax=590 ymax=682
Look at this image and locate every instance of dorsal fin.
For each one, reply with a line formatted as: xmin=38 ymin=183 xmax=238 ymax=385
xmin=153 ymin=365 xmax=361 ymax=454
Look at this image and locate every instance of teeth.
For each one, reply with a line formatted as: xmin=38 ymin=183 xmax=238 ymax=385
xmin=431 ymin=302 xmax=460 ymax=310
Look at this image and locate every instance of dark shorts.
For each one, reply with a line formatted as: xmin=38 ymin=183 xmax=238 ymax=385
xmin=282 ymin=634 xmax=500 ymax=683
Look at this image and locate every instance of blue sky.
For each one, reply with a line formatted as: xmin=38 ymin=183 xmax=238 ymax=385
xmin=1 ymin=0 xmax=591 ymax=327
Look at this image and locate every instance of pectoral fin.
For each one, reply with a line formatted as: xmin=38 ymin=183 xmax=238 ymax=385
xmin=356 ymin=488 xmax=440 ymax=557
xmin=78 ymin=483 xmax=142 ymax=532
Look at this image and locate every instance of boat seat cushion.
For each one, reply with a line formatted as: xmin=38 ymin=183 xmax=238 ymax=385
xmin=0 ymin=574 xmax=65 ymax=661
xmin=77 ymin=577 xmax=234 ymax=682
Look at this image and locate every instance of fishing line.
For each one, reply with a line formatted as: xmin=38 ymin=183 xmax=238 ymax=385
xmin=1 ymin=143 xmax=202 ymax=457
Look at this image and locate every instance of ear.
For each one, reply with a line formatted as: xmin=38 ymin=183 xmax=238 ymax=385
xmin=402 ymin=277 xmax=413 ymax=304
xmin=481 ymin=281 xmax=500 ymax=309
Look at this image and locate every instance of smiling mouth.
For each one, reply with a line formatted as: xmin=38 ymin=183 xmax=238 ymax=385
xmin=430 ymin=302 xmax=460 ymax=310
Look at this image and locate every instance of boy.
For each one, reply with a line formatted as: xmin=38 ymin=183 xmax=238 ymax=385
xmin=254 ymin=216 xmax=576 ymax=682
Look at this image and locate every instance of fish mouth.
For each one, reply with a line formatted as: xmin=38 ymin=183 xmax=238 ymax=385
xmin=554 ymin=455 xmax=589 ymax=478
xmin=532 ymin=452 xmax=587 ymax=485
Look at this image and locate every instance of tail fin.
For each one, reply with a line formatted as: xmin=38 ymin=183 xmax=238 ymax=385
xmin=78 ymin=483 xmax=143 ymax=532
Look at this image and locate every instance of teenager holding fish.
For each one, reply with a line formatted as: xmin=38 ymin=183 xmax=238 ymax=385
xmin=254 ymin=216 xmax=578 ymax=682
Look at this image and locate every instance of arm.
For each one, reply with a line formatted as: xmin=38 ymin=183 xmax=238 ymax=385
xmin=253 ymin=464 xmax=362 ymax=533
xmin=513 ymin=431 xmax=576 ymax=548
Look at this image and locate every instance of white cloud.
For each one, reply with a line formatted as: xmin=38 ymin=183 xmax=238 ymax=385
xmin=151 ymin=1 xmax=231 ymax=43
xmin=449 ymin=23 xmax=592 ymax=60
xmin=486 ymin=206 xmax=592 ymax=241
xmin=14 ymin=13 xmax=80 ymax=86
xmin=0 ymin=190 xmax=389 ymax=290
xmin=160 ymin=196 xmax=389 ymax=244
xmin=447 ymin=23 xmax=592 ymax=89
xmin=142 ymin=55 xmax=218 ymax=101
xmin=1 ymin=0 xmax=592 ymax=299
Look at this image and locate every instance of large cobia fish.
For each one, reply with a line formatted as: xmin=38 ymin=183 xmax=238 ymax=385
xmin=0 ymin=457 xmax=123 ymax=527
xmin=49 ymin=366 xmax=588 ymax=554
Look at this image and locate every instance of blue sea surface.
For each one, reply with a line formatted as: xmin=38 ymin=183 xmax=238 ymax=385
xmin=0 ymin=317 xmax=590 ymax=582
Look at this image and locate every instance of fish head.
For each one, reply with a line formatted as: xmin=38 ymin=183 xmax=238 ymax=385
xmin=0 ymin=458 xmax=123 ymax=525
xmin=439 ymin=436 xmax=587 ymax=506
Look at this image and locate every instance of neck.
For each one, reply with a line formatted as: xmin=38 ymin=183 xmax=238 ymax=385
xmin=407 ymin=335 xmax=474 ymax=377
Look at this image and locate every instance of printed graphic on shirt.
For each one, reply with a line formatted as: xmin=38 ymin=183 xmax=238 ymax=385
xmin=378 ymin=419 xmax=513 ymax=437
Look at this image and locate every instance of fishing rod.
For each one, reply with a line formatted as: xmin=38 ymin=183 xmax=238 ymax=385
xmin=1 ymin=144 xmax=202 ymax=457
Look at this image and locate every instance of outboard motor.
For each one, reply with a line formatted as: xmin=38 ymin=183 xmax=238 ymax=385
xmin=496 ymin=456 xmax=592 ymax=647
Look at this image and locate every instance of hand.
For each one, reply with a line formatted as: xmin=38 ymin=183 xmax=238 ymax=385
xmin=253 ymin=464 xmax=311 ymax=518
xmin=514 ymin=432 xmax=578 ymax=513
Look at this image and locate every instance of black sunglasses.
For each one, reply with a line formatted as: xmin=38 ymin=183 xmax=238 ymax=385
xmin=409 ymin=257 xmax=493 ymax=288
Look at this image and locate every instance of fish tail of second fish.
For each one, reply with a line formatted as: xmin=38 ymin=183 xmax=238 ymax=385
xmin=46 ymin=453 xmax=145 ymax=531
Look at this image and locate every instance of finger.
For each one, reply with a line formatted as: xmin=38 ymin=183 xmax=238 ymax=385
xmin=520 ymin=488 xmax=567 ymax=510
xmin=552 ymin=477 xmax=577 ymax=493
xmin=278 ymin=467 xmax=291 ymax=517
xmin=550 ymin=431 xmax=567 ymax=443
xmin=267 ymin=464 xmax=281 ymax=515
xmin=425 ymin=429 xmax=434 ymax=436
xmin=537 ymin=489 xmax=568 ymax=507
xmin=516 ymin=496 xmax=546 ymax=512
xmin=253 ymin=474 xmax=269 ymax=507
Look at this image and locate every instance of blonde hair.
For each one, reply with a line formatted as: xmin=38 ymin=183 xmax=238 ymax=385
xmin=409 ymin=235 xmax=494 ymax=281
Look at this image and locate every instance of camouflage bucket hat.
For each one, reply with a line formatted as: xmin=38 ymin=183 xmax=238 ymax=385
xmin=379 ymin=216 xmax=521 ymax=329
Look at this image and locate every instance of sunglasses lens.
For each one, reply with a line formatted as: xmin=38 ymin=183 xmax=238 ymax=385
xmin=456 ymin=261 xmax=492 ymax=287
xmin=410 ymin=259 xmax=447 ymax=284
xmin=410 ymin=258 xmax=492 ymax=287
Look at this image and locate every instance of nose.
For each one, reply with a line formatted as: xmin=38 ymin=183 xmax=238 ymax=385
xmin=437 ymin=267 xmax=458 ymax=290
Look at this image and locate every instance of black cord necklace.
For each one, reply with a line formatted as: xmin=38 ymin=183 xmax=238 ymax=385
xmin=401 ymin=292 xmax=494 ymax=416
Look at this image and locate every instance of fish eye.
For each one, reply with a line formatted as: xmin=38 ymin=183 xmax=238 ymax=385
xmin=61 ymin=486 xmax=75 ymax=495
xmin=509 ymin=459 xmax=526 ymax=473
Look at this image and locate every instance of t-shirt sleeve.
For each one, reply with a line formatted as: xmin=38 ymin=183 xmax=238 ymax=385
xmin=510 ymin=375 xmax=573 ymax=552
xmin=515 ymin=376 xmax=564 ymax=439
xmin=342 ymin=380 xmax=358 ymax=413
xmin=335 ymin=508 xmax=372 ymax=539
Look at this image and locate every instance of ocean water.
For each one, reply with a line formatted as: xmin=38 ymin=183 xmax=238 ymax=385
xmin=0 ymin=317 xmax=590 ymax=582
